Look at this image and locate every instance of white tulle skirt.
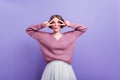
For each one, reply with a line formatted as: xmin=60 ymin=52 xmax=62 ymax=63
xmin=41 ymin=60 xmax=77 ymax=80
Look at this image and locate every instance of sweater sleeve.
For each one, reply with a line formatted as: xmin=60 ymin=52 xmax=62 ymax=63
xmin=26 ymin=24 xmax=45 ymax=39
xmin=68 ymin=23 xmax=87 ymax=38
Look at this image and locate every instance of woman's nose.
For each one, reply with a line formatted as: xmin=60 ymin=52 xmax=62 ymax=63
xmin=55 ymin=22 xmax=58 ymax=26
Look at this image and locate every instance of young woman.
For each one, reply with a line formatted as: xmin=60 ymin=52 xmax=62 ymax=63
xmin=26 ymin=14 xmax=87 ymax=80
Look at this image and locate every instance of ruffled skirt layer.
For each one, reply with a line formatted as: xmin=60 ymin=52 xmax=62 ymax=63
xmin=41 ymin=60 xmax=77 ymax=80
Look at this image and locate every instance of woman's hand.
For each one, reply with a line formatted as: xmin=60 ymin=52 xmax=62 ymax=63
xmin=56 ymin=20 xmax=70 ymax=26
xmin=42 ymin=20 xmax=70 ymax=27
xmin=64 ymin=21 xmax=70 ymax=26
xmin=49 ymin=19 xmax=65 ymax=26
xmin=42 ymin=21 xmax=53 ymax=27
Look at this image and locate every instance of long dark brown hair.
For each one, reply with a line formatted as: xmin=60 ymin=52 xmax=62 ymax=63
xmin=49 ymin=14 xmax=65 ymax=28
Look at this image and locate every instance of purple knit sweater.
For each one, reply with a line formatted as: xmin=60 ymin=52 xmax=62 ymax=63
xmin=26 ymin=23 xmax=87 ymax=64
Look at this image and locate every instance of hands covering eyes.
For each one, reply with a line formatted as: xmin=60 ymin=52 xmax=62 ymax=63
xmin=42 ymin=20 xmax=70 ymax=27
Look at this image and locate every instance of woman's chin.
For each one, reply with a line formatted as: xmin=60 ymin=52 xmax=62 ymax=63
xmin=53 ymin=30 xmax=59 ymax=32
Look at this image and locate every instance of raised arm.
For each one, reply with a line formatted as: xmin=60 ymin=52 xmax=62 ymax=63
xmin=26 ymin=21 xmax=52 ymax=39
xmin=64 ymin=21 xmax=87 ymax=37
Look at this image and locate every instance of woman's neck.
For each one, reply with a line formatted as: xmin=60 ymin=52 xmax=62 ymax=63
xmin=53 ymin=31 xmax=62 ymax=35
xmin=52 ymin=31 xmax=62 ymax=40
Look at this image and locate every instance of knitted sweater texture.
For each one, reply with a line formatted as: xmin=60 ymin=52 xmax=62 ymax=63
xmin=26 ymin=23 xmax=87 ymax=64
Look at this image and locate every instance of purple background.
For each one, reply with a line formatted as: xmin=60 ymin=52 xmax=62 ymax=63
xmin=0 ymin=0 xmax=120 ymax=80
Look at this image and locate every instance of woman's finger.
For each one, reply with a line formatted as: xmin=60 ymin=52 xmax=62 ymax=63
xmin=64 ymin=21 xmax=70 ymax=26
xmin=49 ymin=19 xmax=54 ymax=24
xmin=49 ymin=24 xmax=54 ymax=26
xmin=58 ymin=24 xmax=65 ymax=26
xmin=58 ymin=20 xmax=64 ymax=24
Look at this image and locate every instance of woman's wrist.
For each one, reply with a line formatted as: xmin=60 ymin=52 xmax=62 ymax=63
xmin=64 ymin=21 xmax=70 ymax=26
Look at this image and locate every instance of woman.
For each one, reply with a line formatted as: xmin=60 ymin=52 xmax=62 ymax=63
xmin=26 ymin=14 xmax=87 ymax=80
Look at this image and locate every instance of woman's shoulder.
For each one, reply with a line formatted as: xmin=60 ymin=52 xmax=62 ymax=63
xmin=36 ymin=31 xmax=51 ymax=37
xmin=38 ymin=31 xmax=50 ymax=34
xmin=63 ymin=30 xmax=74 ymax=35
